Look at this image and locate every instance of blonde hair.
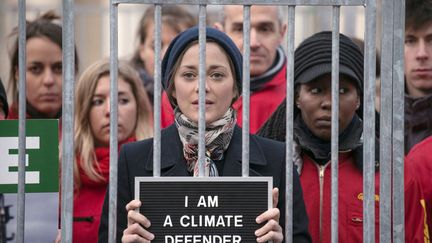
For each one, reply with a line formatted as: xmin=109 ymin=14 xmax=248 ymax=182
xmin=73 ymin=59 xmax=153 ymax=188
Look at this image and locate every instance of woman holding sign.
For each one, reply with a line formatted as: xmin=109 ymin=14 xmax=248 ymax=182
xmin=98 ymin=26 xmax=311 ymax=243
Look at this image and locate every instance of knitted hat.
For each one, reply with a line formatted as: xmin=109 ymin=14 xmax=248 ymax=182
xmin=161 ymin=26 xmax=243 ymax=93
xmin=294 ymin=31 xmax=364 ymax=92
xmin=0 ymin=78 xmax=8 ymax=118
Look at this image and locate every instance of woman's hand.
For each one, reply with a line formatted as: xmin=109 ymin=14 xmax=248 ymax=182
xmin=255 ymin=188 xmax=283 ymax=243
xmin=121 ymin=200 xmax=155 ymax=243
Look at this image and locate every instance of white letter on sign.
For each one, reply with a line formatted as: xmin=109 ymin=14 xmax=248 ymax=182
xmin=0 ymin=137 xmax=40 ymax=185
xmin=163 ymin=215 xmax=173 ymax=227
xmin=197 ymin=195 xmax=219 ymax=207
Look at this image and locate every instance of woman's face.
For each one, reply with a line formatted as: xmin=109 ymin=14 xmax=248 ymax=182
xmin=139 ymin=22 xmax=180 ymax=77
xmin=89 ymin=76 xmax=137 ymax=147
xmin=22 ymin=37 xmax=62 ymax=117
xmin=172 ymin=42 xmax=237 ymax=124
xmin=296 ymin=74 xmax=360 ymax=141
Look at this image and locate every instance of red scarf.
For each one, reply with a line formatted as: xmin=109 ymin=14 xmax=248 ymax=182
xmin=78 ymin=137 xmax=136 ymax=187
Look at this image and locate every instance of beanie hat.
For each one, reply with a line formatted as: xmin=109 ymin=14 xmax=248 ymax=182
xmin=0 ymin=79 xmax=8 ymax=118
xmin=161 ymin=26 xmax=243 ymax=93
xmin=294 ymin=31 xmax=364 ymax=93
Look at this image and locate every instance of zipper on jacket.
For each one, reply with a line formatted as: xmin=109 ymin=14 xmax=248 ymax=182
xmin=316 ymin=163 xmax=330 ymax=243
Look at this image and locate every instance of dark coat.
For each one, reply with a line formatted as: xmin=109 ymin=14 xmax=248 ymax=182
xmin=98 ymin=125 xmax=311 ymax=243
xmin=405 ymin=93 xmax=432 ymax=155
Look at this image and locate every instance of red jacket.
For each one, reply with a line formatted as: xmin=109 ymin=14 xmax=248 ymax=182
xmin=300 ymin=152 xmax=428 ymax=243
xmin=160 ymin=64 xmax=287 ymax=134
xmin=73 ymin=148 xmax=110 ymax=243
xmin=73 ymin=138 xmax=135 ymax=243
xmin=407 ymin=136 xmax=432 ymax=242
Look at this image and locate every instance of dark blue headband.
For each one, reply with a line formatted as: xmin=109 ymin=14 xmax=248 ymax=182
xmin=161 ymin=26 xmax=243 ymax=93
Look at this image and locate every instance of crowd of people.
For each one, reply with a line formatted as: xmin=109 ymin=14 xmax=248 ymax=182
xmin=0 ymin=0 xmax=431 ymax=242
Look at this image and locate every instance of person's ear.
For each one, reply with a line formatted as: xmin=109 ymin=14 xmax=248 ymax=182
xmin=279 ymin=23 xmax=287 ymax=43
xmin=138 ymin=43 xmax=146 ymax=60
xmin=213 ymin=22 xmax=224 ymax=31
xmin=295 ymin=91 xmax=301 ymax=109
xmin=15 ymin=66 xmax=19 ymax=81
xmin=355 ymin=96 xmax=360 ymax=110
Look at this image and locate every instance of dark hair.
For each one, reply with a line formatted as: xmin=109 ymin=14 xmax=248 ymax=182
xmin=8 ymin=10 xmax=79 ymax=100
xmin=405 ymin=0 xmax=432 ymax=31
xmin=130 ymin=5 xmax=196 ymax=68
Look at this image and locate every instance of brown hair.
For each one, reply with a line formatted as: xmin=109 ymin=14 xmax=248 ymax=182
xmin=405 ymin=0 xmax=432 ymax=31
xmin=8 ymin=10 xmax=79 ymax=101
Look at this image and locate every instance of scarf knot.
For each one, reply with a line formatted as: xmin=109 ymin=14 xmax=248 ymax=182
xmin=174 ymin=107 xmax=236 ymax=176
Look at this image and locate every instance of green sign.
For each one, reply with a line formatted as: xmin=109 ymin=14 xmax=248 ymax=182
xmin=0 ymin=119 xmax=59 ymax=193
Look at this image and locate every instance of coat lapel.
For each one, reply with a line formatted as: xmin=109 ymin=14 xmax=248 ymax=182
xmin=144 ymin=125 xmax=190 ymax=176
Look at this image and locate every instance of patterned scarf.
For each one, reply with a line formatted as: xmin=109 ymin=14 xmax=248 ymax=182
xmin=174 ymin=107 xmax=237 ymax=176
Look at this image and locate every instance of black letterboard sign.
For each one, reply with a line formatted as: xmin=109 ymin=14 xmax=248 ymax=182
xmin=135 ymin=177 xmax=272 ymax=243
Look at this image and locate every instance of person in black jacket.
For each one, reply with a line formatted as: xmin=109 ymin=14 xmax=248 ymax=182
xmin=98 ymin=26 xmax=311 ymax=243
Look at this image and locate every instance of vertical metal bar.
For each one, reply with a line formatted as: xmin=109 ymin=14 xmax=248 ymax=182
xmin=379 ymin=0 xmax=393 ymax=241
xmin=363 ymin=0 xmax=377 ymax=242
xmin=285 ymin=6 xmax=295 ymax=243
xmin=392 ymin=0 xmax=405 ymax=241
xmin=197 ymin=5 xmax=206 ymax=177
xmin=61 ymin=0 xmax=75 ymax=242
xmin=108 ymin=1 xmax=119 ymax=242
xmin=153 ymin=4 xmax=162 ymax=177
xmin=330 ymin=6 xmax=340 ymax=243
xmin=16 ymin=0 xmax=26 ymax=242
xmin=242 ymin=5 xmax=250 ymax=177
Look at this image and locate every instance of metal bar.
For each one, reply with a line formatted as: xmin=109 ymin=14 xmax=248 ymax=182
xmin=197 ymin=5 xmax=206 ymax=177
xmin=113 ymin=0 xmax=366 ymax=6
xmin=61 ymin=0 xmax=75 ymax=242
xmin=153 ymin=4 xmax=162 ymax=177
xmin=392 ymin=0 xmax=405 ymax=241
xmin=16 ymin=0 xmax=26 ymax=242
xmin=241 ymin=5 xmax=250 ymax=177
xmin=285 ymin=6 xmax=296 ymax=243
xmin=330 ymin=6 xmax=340 ymax=243
xmin=363 ymin=0 xmax=377 ymax=242
xmin=379 ymin=0 xmax=393 ymax=241
xmin=108 ymin=1 xmax=119 ymax=242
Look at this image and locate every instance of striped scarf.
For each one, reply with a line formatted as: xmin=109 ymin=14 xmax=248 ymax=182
xmin=174 ymin=107 xmax=236 ymax=176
